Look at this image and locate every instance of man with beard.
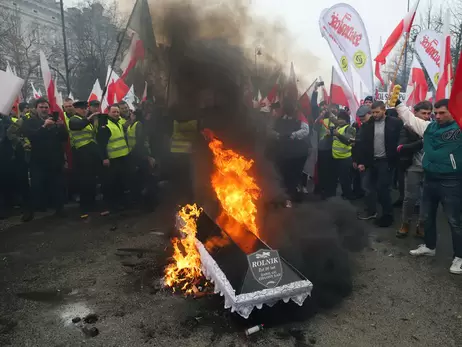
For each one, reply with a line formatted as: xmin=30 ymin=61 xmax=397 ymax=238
xmin=21 ymin=98 xmax=69 ymax=218
xmin=396 ymin=98 xmax=462 ymax=274
xmin=357 ymin=100 xmax=402 ymax=227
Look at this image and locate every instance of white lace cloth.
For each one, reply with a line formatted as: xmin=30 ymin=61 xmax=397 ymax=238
xmin=175 ymin=214 xmax=312 ymax=318
xmin=196 ymin=240 xmax=313 ymax=319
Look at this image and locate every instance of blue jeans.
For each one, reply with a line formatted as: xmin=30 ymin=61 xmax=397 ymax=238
xmin=422 ymin=176 xmax=462 ymax=257
xmin=363 ymin=159 xmax=393 ymax=216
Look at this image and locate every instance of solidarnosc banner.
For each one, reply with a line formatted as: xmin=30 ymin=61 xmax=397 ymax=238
xmin=319 ymin=8 xmax=354 ymax=90
xmin=322 ymin=3 xmax=374 ymax=93
xmin=415 ymin=29 xmax=443 ymax=90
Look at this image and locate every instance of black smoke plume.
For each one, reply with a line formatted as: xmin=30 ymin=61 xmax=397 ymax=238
xmin=149 ymin=0 xmax=368 ymax=321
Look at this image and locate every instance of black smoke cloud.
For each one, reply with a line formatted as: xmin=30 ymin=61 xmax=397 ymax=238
xmin=148 ymin=0 xmax=368 ymax=321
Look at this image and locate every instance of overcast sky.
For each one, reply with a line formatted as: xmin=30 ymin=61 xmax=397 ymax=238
xmin=251 ymin=0 xmax=444 ymax=73
xmin=64 ymin=0 xmax=444 ymax=85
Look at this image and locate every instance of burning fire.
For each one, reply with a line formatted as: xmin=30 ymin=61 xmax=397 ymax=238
xmin=205 ymin=130 xmax=261 ymax=237
xmin=164 ymin=204 xmax=203 ymax=293
xmin=164 ymin=131 xmax=261 ymax=293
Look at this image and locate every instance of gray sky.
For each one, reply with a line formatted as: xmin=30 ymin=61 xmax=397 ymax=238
xmin=64 ymin=0 xmax=444 ymax=83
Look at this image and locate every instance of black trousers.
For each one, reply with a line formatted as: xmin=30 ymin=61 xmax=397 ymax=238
xmin=363 ymin=159 xmax=393 ymax=216
xmin=0 ymin=158 xmax=14 ymax=218
xmin=318 ymin=149 xmax=336 ymax=198
xmin=334 ymin=157 xmax=353 ymax=199
xmin=129 ymin=155 xmax=158 ymax=207
xmin=168 ymin=153 xmax=193 ymax=207
xmin=278 ymin=156 xmax=307 ymax=200
xmin=351 ymin=167 xmax=364 ymax=197
xmin=30 ymin=165 xmax=65 ymax=212
xmin=102 ymin=155 xmax=129 ymax=211
xmin=74 ymin=146 xmax=101 ymax=212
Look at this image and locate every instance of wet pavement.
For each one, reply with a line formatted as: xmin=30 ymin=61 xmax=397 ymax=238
xmin=0 ymin=195 xmax=461 ymax=347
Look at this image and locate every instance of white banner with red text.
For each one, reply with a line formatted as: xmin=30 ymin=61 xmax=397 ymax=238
xmin=415 ymin=29 xmax=442 ymax=90
xmin=321 ymin=4 xmax=374 ymax=93
xmin=319 ymin=8 xmax=354 ymax=90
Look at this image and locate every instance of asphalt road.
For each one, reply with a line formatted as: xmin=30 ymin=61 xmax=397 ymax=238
xmin=0 ymin=193 xmax=461 ymax=347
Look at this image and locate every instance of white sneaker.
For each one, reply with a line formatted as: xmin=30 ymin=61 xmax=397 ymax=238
xmin=450 ymin=257 xmax=462 ymax=275
xmin=409 ymin=244 xmax=436 ymax=257
xmin=285 ymin=200 xmax=292 ymax=208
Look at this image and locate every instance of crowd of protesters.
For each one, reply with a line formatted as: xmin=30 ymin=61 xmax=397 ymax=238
xmin=1 ymin=82 xmax=462 ymax=274
xmin=286 ymin=85 xmax=462 ymax=275
xmin=0 ymin=97 xmax=172 ymax=222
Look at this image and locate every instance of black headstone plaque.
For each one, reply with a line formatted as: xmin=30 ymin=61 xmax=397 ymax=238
xmin=247 ymin=249 xmax=283 ymax=288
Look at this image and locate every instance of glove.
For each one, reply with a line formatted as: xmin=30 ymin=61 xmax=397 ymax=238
xmin=388 ymin=85 xmax=401 ymax=107
xmin=397 ymin=144 xmax=403 ymax=153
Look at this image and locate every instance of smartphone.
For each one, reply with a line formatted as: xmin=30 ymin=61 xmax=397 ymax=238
xmin=98 ymin=114 xmax=108 ymax=126
xmin=51 ymin=112 xmax=60 ymax=122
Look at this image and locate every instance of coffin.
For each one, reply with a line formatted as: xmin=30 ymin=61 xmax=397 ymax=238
xmin=176 ymin=210 xmax=313 ymax=319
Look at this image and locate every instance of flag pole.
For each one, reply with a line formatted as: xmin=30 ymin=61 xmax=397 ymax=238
xmin=101 ymin=0 xmax=139 ymax=103
xmin=389 ymin=34 xmax=408 ymax=95
xmin=59 ymin=0 xmax=71 ymax=95
xmin=329 ymin=66 xmax=333 ymax=103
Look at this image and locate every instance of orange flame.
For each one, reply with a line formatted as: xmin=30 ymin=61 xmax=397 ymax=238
xmin=207 ymin=132 xmax=261 ymax=237
xmin=164 ymin=204 xmax=203 ymax=293
xmin=164 ymin=132 xmax=261 ymax=293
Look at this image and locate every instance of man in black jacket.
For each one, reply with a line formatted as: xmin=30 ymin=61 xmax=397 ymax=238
xmin=357 ymin=101 xmax=403 ymax=227
xmin=21 ymin=98 xmax=69 ymax=218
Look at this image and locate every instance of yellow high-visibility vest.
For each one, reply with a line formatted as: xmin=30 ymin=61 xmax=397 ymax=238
xmin=106 ymin=120 xmax=129 ymax=159
xmin=69 ymin=115 xmax=95 ymax=149
xmin=332 ymin=124 xmax=352 ymax=159
xmin=319 ymin=118 xmax=333 ymax=140
xmin=64 ymin=112 xmax=75 ymax=147
xmin=11 ymin=117 xmax=18 ymax=123
xmin=170 ymin=120 xmax=197 ymax=153
xmin=127 ymin=121 xmax=139 ymax=152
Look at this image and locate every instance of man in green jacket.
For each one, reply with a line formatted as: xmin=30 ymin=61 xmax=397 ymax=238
xmin=396 ymin=99 xmax=462 ymax=275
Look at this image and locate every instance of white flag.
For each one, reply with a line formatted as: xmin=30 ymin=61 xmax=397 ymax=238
xmin=0 ymin=70 xmax=24 ymax=115
xmin=322 ymin=4 xmax=374 ymax=93
xmin=319 ymin=8 xmax=354 ymax=90
xmin=415 ymin=29 xmax=443 ymax=90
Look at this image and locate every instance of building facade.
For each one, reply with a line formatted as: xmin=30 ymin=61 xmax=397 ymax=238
xmin=0 ymin=0 xmax=67 ymax=98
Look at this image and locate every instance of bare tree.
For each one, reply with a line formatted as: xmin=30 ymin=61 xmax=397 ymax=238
xmin=65 ymin=0 xmax=124 ymax=99
xmin=0 ymin=8 xmax=59 ymax=100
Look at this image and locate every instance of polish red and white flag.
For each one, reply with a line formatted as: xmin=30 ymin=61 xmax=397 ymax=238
xmin=141 ymin=81 xmax=148 ymax=102
xmin=405 ymin=55 xmax=428 ymax=107
xmin=88 ymin=79 xmax=103 ymax=102
xmin=330 ymin=67 xmax=359 ymax=122
xmin=375 ymin=0 xmax=420 ymax=85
